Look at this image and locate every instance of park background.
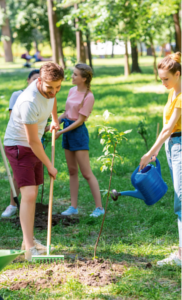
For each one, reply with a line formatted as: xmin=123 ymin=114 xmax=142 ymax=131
xmin=0 ymin=1 xmax=181 ymax=300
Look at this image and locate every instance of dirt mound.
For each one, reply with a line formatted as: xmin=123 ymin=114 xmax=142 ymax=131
xmin=2 ymin=203 xmax=79 ymax=230
xmin=0 ymin=259 xmax=127 ymax=290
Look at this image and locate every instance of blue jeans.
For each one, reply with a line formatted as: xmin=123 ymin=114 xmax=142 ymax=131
xmin=165 ymin=136 xmax=182 ymax=247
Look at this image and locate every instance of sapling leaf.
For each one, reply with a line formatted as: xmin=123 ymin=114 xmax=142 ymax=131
xmin=124 ymin=129 xmax=132 ymax=134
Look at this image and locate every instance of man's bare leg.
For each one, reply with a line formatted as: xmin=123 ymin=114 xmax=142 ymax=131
xmin=20 ymin=185 xmax=38 ymax=250
xmin=10 ymin=177 xmax=20 ymax=206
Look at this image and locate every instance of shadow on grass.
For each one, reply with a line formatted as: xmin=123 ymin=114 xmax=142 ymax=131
xmin=93 ymin=65 xmax=155 ymax=78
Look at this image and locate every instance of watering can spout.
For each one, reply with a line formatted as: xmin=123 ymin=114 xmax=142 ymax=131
xmin=120 ymin=189 xmax=146 ymax=201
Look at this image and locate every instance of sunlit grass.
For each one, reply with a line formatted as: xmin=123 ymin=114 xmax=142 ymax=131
xmin=0 ymin=57 xmax=180 ymax=300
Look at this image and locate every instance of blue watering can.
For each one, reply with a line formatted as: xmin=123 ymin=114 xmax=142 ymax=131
xmin=111 ymin=158 xmax=168 ymax=206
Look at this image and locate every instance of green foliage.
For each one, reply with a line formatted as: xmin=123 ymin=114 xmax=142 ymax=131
xmin=137 ymin=119 xmax=149 ymax=151
xmin=0 ymin=57 xmax=180 ymax=299
xmin=64 ymin=56 xmax=77 ymax=80
xmin=97 ymin=110 xmax=132 ymax=173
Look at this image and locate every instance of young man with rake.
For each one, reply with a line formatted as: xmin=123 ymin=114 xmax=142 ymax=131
xmin=4 ymin=62 xmax=64 ymax=261
xmin=1 ymin=69 xmax=40 ymax=218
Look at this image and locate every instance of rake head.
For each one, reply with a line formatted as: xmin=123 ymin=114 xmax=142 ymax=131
xmin=32 ymin=255 xmax=64 ymax=264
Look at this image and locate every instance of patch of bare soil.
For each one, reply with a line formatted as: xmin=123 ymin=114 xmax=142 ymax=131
xmin=0 ymin=259 xmax=127 ymax=290
xmin=1 ymin=203 xmax=79 ymax=230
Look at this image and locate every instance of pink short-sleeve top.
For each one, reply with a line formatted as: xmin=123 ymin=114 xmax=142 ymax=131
xmin=65 ymin=86 xmax=95 ymax=121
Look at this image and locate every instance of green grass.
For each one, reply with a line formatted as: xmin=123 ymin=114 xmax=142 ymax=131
xmin=0 ymin=57 xmax=181 ymax=300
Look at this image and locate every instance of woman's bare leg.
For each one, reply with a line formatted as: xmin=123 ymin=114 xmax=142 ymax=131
xmin=65 ymin=150 xmax=79 ymax=209
xmin=75 ymin=150 xmax=103 ymax=208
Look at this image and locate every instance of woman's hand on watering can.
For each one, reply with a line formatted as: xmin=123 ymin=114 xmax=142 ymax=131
xmin=150 ymin=155 xmax=157 ymax=162
xmin=139 ymin=154 xmax=157 ymax=171
xmin=139 ymin=153 xmax=151 ymax=171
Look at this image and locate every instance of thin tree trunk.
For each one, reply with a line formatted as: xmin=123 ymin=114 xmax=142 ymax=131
xmin=0 ymin=0 xmax=13 ymax=62
xmin=47 ymin=0 xmax=59 ymax=64
xmin=140 ymin=42 xmax=143 ymax=56
xmin=150 ymin=36 xmax=158 ymax=82
xmin=111 ymin=42 xmax=114 ymax=58
xmin=124 ymin=41 xmax=130 ymax=76
xmin=130 ymin=39 xmax=142 ymax=73
xmin=86 ymin=30 xmax=93 ymax=70
xmin=59 ymin=32 xmax=66 ymax=69
xmin=57 ymin=28 xmax=66 ymax=69
xmin=173 ymin=10 xmax=181 ymax=52
xmin=147 ymin=47 xmax=152 ymax=56
xmin=74 ymin=3 xmax=86 ymax=63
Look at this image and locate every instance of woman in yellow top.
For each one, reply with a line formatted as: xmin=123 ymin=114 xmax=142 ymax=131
xmin=139 ymin=52 xmax=181 ymax=266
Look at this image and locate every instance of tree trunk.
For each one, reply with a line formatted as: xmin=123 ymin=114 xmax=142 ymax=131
xmin=173 ymin=10 xmax=181 ymax=52
xmin=147 ymin=47 xmax=152 ymax=56
xmin=130 ymin=40 xmax=142 ymax=73
xmin=74 ymin=3 xmax=86 ymax=63
xmin=111 ymin=42 xmax=114 ymax=58
xmin=149 ymin=36 xmax=158 ymax=82
xmin=140 ymin=42 xmax=143 ymax=56
xmin=58 ymin=31 xmax=66 ymax=69
xmin=47 ymin=0 xmax=59 ymax=64
xmin=124 ymin=41 xmax=130 ymax=76
xmin=86 ymin=30 xmax=93 ymax=70
xmin=0 ymin=0 xmax=13 ymax=62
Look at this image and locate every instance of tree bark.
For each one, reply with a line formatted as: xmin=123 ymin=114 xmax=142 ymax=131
xmin=149 ymin=36 xmax=158 ymax=82
xmin=86 ymin=30 xmax=93 ymax=70
xmin=139 ymin=42 xmax=143 ymax=56
xmin=147 ymin=47 xmax=152 ymax=56
xmin=47 ymin=0 xmax=59 ymax=64
xmin=57 ymin=30 xmax=66 ymax=69
xmin=124 ymin=41 xmax=130 ymax=76
xmin=0 ymin=0 xmax=13 ymax=62
xmin=173 ymin=10 xmax=181 ymax=52
xmin=130 ymin=40 xmax=142 ymax=73
xmin=74 ymin=3 xmax=86 ymax=63
xmin=111 ymin=41 xmax=114 ymax=58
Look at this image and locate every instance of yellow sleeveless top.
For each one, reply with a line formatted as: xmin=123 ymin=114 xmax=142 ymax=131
xmin=165 ymin=89 xmax=182 ymax=133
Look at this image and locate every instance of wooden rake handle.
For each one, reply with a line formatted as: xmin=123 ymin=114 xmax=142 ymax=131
xmin=47 ymin=129 xmax=56 ymax=255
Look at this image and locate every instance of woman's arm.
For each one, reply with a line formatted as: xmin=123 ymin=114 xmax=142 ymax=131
xmin=151 ymin=104 xmax=168 ymax=157
xmin=56 ymin=114 xmax=86 ymax=140
xmin=58 ymin=112 xmax=66 ymax=124
xmin=139 ymin=107 xmax=181 ymax=171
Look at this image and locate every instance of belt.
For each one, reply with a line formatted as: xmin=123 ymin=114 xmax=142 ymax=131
xmin=171 ymin=132 xmax=181 ymax=138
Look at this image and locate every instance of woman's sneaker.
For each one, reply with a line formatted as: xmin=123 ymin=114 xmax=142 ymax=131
xmin=157 ymin=253 xmax=181 ymax=266
xmin=25 ymin=246 xmax=42 ymax=262
xmin=61 ymin=206 xmax=78 ymax=216
xmin=90 ymin=207 xmax=105 ymax=217
xmin=1 ymin=205 xmax=17 ymax=218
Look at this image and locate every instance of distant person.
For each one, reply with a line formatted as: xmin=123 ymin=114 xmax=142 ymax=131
xmin=139 ymin=52 xmax=181 ymax=266
xmin=4 ymin=62 xmax=64 ymax=261
xmin=34 ymin=51 xmax=52 ymax=62
xmin=55 ymin=63 xmax=105 ymax=217
xmin=1 ymin=69 xmax=40 ymax=218
xmin=21 ymin=51 xmax=33 ymax=68
xmin=164 ymin=43 xmax=172 ymax=56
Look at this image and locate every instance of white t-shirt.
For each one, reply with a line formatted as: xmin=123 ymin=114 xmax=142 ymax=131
xmin=4 ymin=80 xmax=54 ymax=147
xmin=9 ymin=90 xmax=23 ymax=110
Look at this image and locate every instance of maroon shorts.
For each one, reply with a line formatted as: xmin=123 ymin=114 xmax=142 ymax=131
xmin=4 ymin=145 xmax=43 ymax=188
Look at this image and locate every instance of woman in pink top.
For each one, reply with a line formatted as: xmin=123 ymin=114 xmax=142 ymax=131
xmin=56 ymin=63 xmax=105 ymax=217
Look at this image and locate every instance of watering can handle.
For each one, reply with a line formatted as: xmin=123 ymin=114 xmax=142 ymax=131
xmin=155 ymin=158 xmax=161 ymax=176
xmin=131 ymin=165 xmax=140 ymax=189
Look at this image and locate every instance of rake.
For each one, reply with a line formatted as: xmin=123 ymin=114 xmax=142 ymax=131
xmin=32 ymin=129 xmax=64 ymax=263
xmin=0 ymin=137 xmax=20 ymax=210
